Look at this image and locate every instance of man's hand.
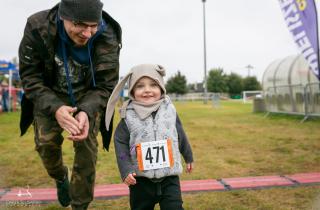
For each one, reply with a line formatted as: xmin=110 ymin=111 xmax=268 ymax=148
xmin=68 ymin=111 xmax=89 ymax=141
xmin=55 ymin=105 xmax=81 ymax=135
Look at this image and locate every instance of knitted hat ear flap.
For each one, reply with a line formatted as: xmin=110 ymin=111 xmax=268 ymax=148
xmin=105 ymin=72 xmax=132 ymax=131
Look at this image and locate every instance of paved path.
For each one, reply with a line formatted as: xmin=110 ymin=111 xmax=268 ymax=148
xmin=0 ymin=172 xmax=319 ymax=204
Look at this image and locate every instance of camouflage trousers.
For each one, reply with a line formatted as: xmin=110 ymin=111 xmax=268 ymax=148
xmin=33 ymin=111 xmax=101 ymax=210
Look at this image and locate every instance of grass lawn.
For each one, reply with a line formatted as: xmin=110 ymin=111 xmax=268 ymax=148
xmin=0 ymin=100 xmax=319 ymax=209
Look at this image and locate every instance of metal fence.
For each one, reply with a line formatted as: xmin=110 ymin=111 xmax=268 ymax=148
xmin=264 ymin=83 xmax=320 ymax=119
xmin=168 ymin=92 xmax=229 ymax=101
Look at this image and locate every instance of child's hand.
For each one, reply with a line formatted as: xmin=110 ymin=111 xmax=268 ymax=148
xmin=124 ymin=173 xmax=136 ymax=186
xmin=186 ymin=162 xmax=193 ymax=173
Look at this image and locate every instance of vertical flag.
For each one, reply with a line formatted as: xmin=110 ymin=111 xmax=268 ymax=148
xmin=279 ymin=0 xmax=320 ymax=80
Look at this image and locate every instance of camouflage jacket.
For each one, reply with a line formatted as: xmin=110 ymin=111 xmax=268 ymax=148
xmin=19 ymin=4 xmax=121 ymax=150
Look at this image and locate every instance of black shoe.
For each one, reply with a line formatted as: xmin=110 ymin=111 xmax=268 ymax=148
xmin=55 ymin=173 xmax=71 ymax=207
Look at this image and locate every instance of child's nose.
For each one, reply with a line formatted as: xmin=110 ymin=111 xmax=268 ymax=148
xmin=145 ymin=86 xmax=151 ymax=92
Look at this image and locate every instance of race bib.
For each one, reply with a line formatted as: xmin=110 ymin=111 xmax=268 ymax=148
xmin=136 ymin=139 xmax=174 ymax=171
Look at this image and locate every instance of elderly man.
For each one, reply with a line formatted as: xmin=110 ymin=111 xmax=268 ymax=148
xmin=18 ymin=0 xmax=121 ymax=209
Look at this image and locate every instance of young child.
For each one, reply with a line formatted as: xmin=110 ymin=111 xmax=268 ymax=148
xmin=105 ymin=64 xmax=194 ymax=210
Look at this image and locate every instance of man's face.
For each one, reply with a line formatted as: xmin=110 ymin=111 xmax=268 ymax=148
xmin=63 ymin=19 xmax=99 ymax=46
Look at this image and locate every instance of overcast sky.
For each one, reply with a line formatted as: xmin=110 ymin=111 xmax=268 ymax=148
xmin=1 ymin=0 xmax=317 ymax=83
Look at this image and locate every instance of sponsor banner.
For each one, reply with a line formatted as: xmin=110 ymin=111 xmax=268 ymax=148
xmin=279 ymin=0 xmax=319 ymax=79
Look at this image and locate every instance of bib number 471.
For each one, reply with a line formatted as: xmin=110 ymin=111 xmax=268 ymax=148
xmin=145 ymin=145 xmax=166 ymax=164
xmin=136 ymin=139 xmax=174 ymax=171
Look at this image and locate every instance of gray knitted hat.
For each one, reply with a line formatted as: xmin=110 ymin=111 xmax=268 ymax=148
xmin=59 ymin=0 xmax=103 ymax=22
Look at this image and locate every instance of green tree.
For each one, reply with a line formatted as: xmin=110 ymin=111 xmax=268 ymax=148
xmin=226 ymin=72 xmax=243 ymax=96
xmin=207 ymin=68 xmax=228 ymax=92
xmin=165 ymin=71 xmax=188 ymax=94
xmin=243 ymin=76 xmax=261 ymax=90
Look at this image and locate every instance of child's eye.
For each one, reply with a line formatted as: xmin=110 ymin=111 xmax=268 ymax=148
xmin=135 ymin=84 xmax=144 ymax=89
xmin=150 ymin=83 xmax=158 ymax=87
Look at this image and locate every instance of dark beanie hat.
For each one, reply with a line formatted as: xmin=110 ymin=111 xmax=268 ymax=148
xmin=59 ymin=0 xmax=103 ymax=22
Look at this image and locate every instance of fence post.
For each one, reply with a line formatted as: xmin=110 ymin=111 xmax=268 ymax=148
xmin=301 ymin=85 xmax=308 ymax=122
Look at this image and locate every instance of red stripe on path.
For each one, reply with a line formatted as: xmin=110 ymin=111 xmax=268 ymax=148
xmin=221 ymin=175 xmax=294 ymax=189
xmin=181 ymin=179 xmax=225 ymax=192
xmin=0 ymin=172 xmax=319 ymax=203
xmin=286 ymin=172 xmax=320 ymax=184
xmin=94 ymin=184 xmax=129 ymax=198
xmin=0 ymin=187 xmax=56 ymax=202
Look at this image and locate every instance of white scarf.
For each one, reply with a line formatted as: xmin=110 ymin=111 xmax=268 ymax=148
xmin=120 ymin=97 xmax=164 ymax=120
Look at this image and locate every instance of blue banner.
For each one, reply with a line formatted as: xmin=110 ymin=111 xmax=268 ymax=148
xmin=0 ymin=60 xmax=16 ymax=71
xmin=279 ymin=0 xmax=319 ymax=79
